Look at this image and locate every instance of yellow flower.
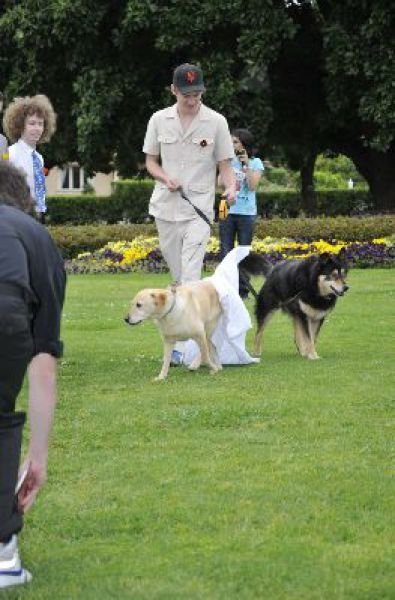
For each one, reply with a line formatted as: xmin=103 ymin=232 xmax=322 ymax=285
xmin=206 ymin=236 xmax=220 ymax=253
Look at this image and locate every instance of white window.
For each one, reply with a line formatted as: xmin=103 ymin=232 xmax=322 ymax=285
xmin=59 ymin=164 xmax=85 ymax=192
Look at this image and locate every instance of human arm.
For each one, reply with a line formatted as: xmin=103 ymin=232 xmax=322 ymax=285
xmin=218 ymin=159 xmax=236 ymax=204
xmin=237 ymin=150 xmax=263 ymax=191
xmin=18 ymin=353 xmax=58 ymax=512
xmin=17 ymin=233 xmax=65 ymax=512
xmin=145 ymin=154 xmax=180 ymax=191
xmin=143 ymin=111 xmax=180 ymax=192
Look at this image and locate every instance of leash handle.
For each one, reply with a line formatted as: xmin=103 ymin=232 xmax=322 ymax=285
xmin=218 ymin=196 xmax=229 ymax=220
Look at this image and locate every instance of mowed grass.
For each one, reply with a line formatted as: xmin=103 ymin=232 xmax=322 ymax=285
xmin=11 ymin=269 xmax=394 ymax=600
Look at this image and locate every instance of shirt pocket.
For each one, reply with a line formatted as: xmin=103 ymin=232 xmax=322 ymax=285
xmin=191 ymin=137 xmax=215 ymax=160
xmin=157 ymin=134 xmax=178 ymax=161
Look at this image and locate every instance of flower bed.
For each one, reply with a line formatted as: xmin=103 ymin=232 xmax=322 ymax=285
xmin=65 ymin=235 xmax=395 ymax=274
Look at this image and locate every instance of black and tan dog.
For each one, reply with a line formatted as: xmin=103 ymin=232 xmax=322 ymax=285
xmin=240 ymin=249 xmax=349 ymax=359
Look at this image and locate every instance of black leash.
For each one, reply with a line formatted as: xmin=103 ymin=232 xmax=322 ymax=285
xmin=179 ymin=189 xmax=211 ymax=227
xmin=179 ymin=189 xmax=262 ymax=301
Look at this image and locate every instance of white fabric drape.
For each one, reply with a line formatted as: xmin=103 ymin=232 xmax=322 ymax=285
xmin=183 ymin=246 xmax=260 ymax=366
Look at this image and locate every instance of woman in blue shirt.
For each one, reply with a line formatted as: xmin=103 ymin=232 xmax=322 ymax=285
xmin=219 ymin=128 xmax=264 ymax=298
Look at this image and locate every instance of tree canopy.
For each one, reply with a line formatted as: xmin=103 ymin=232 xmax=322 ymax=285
xmin=1 ymin=0 xmax=394 ymax=209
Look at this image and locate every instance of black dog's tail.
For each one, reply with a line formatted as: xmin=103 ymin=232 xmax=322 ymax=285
xmin=240 ymin=252 xmax=273 ymax=277
xmin=239 ymin=253 xmax=273 ymax=299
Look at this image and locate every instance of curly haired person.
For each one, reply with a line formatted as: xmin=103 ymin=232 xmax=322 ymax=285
xmin=3 ymin=95 xmax=56 ymax=224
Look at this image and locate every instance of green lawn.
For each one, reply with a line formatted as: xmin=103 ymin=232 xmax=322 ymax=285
xmin=12 ymin=269 xmax=394 ymax=599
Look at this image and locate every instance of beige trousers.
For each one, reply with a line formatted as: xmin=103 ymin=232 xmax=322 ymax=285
xmin=155 ymin=217 xmax=211 ymax=284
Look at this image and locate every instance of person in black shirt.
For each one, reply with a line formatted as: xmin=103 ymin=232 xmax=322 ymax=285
xmin=0 ymin=161 xmax=66 ymax=589
xmin=0 ymin=91 xmax=9 ymax=159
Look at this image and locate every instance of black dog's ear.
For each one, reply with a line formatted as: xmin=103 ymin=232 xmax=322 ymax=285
xmin=338 ymin=247 xmax=347 ymax=263
xmin=319 ymin=252 xmax=331 ymax=264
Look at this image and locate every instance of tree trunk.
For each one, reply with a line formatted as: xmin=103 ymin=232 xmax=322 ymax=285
xmin=300 ymin=152 xmax=317 ymax=215
xmin=338 ymin=142 xmax=395 ymax=212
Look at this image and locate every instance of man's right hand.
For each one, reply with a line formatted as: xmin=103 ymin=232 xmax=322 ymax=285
xmin=146 ymin=155 xmax=180 ymax=191
xmin=163 ymin=176 xmax=180 ymax=192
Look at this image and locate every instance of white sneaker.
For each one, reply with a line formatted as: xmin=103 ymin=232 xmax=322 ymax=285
xmin=0 ymin=535 xmax=32 ymax=589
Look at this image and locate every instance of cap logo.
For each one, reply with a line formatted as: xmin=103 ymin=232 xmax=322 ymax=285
xmin=186 ymin=70 xmax=197 ymax=84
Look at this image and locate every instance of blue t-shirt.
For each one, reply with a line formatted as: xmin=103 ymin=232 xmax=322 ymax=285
xmin=229 ymin=156 xmax=264 ymax=216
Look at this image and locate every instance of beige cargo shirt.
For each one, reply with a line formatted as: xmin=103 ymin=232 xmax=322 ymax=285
xmin=143 ymin=103 xmax=234 ymax=223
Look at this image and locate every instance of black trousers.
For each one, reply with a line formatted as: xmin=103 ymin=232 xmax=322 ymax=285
xmin=219 ymin=214 xmax=256 ymax=297
xmin=0 ymin=295 xmax=33 ymax=541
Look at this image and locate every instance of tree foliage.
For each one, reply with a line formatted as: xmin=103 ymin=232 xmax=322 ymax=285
xmin=1 ymin=0 xmax=394 ymax=209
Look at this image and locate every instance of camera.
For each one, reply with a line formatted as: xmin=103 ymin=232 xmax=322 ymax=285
xmin=235 ymin=149 xmax=244 ymax=156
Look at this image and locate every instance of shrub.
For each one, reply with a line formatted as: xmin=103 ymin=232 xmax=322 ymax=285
xmin=46 ymin=194 xmax=106 ymax=225
xmin=48 ymin=215 xmax=395 ymax=259
xmin=46 ymin=180 xmax=154 ymax=225
xmin=314 ymin=171 xmax=345 ymax=190
xmin=49 ymin=223 xmax=157 ymax=259
xmin=264 ymin=166 xmax=293 ymax=187
xmin=256 ymin=189 xmax=373 ymax=217
xmin=45 ymin=179 xmax=379 ymax=225
xmin=66 ymin=235 xmax=395 ymax=274
xmin=111 ymin=179 xmax=155 ymax=223
xmin=254 ymin=215 xmax=395 ymax=241
xmin=315 ymin=153 xmax=364 ymax=185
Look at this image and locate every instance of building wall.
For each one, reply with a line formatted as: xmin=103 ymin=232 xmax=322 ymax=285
xmin=46 ymin=165 xmax=118 ymax=196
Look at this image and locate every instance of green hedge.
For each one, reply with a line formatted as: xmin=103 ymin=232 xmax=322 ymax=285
xmin=45 ymin=180 xmax=376 ymax=225
xmin=49 ymin=215 xmax=395 ymax=260
xmin=258 ymin=189 xmax=372 ymax=217
xmin=253 ymin=215 xmax=395 ymax=241
xmin=46 ymin=180 xmax=154 ymax=225
xmin=49 ymin=223 xmax=157 ymax=259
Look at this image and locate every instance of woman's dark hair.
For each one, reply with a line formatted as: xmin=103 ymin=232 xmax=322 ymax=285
xmin=231 ymin=128 xmax=257 ymax=157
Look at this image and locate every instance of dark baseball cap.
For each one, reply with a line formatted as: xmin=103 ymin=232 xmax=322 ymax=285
xmin=173 ymin=63 xmax=205 ymax=94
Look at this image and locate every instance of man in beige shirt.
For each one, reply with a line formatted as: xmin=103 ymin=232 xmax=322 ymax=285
xmin=143 ymin=63 xmax=236 ymax=290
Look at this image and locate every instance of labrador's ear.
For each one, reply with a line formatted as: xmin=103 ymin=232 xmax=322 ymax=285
xmin=151 ymin=291 xmax=167 ymax=307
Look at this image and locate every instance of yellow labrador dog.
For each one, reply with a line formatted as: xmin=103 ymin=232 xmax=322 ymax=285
xmin=125 ymin=281 xmax=223 ymax=380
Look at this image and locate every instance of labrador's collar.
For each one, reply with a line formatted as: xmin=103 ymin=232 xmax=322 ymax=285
xmin=159 ymin=286 xmax=177 ymax=319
